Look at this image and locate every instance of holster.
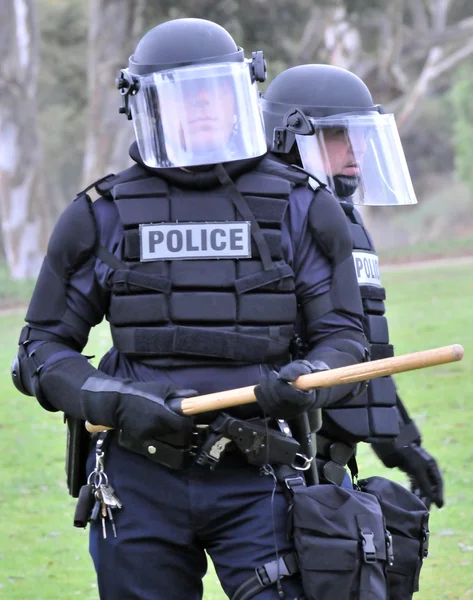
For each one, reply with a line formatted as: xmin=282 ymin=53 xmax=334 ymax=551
xmin=65 ymin=415 xmax=91 ymax=498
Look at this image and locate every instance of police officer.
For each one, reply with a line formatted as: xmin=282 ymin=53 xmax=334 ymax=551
xmin=260 ymin=64 xmax=444 ymax=509
xmin=11 ymin=22 xmax=368 ymax=600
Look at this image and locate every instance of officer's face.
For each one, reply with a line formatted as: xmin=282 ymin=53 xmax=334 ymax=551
xmin=168 ymin=79 xmax=236 ymax=153
xmin=321 ymin=128 xmax=367 ymax=176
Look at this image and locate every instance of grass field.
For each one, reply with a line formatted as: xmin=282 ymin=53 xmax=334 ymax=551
xmin=1 ymin=261 xmax=472 ymax=599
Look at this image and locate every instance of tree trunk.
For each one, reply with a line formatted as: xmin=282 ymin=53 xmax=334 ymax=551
xmin=0 ymin=0 xmax=51 ymax=279
xmin=81 ymin=0 xmax=146 ymax=186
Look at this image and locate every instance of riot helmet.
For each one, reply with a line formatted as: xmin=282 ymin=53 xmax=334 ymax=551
xmin=261 ymin=64 xmax=417 ymax=205
xmin=117 ymin=18 xmax=267 ymax=168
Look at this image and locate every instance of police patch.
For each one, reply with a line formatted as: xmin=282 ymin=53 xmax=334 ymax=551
xmin=353 ymin=251 xmax=381 ymax=287
xmin=140 ymin=222 xmax=251 ymax=261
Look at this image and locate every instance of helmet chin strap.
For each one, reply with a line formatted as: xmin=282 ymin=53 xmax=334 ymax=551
xmin=332 ymin=175 xmax=360 ymax=198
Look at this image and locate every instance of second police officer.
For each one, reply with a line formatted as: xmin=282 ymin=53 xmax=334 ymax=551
xmin=11 ymin=20 xmax=373 ymax=600
xmin=260 ymin=63 xmax=444 ymax=599
xmin=260 ymin=64 xmax=444 ymax=510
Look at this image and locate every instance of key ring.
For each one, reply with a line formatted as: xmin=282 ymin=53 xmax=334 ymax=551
xmin=87 ymin=468 xmax=109 ymax=488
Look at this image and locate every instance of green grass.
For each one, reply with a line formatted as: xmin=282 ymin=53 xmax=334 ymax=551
xmin=379 ymin=233 xmax=473 ymax=264
xmin=1 ymin=262 xmax=472 ymax=599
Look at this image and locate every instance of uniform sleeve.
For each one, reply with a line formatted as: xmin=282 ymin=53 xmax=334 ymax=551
xmin=15 ymin=195 xmax=119 ymax=416
xmin=284 ymin=186 xmax=368 ymax=405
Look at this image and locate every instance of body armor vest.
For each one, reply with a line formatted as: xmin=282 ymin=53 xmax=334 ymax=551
xmin=321 ymin=201 xmax=399 ymax=443
xmin=96 ymin=159 xmax=309 ymax=367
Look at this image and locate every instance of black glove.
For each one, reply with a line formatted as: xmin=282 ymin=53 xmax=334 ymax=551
xmin=254 ymin=359 xmax=329 ymax=420
xmin=376 ymin=442 xmax=445 ymax=509
xmin=80 ymin=375 xmax=197 ymax=440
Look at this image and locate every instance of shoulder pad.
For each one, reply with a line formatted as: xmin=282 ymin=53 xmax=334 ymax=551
xmin=95 ymin=164 xmax=150 ymax=196
xmin=47 ymin=194 xmax=97 ymax=277
xmin=237 ymin=169 xmax=293 ymax=196
xmin=256 ymin=155 xmax=309 ymax=186
xmin=308 ymin=188 xmax=353 ymax=263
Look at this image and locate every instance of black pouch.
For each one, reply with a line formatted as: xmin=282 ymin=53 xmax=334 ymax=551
xmin=291 ymin=484 xmax=390 ymax=599
xmin=65 ymin=415 xmax=91 ymax=498
xmin=358 ymin=476 xmax=430 ymax=600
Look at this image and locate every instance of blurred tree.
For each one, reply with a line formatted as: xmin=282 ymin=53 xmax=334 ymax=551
xmin=37 ymin=0 xmax=88 ymax=203
xmin=81 ymin=0 xmax=146 ymax=185
xmin=450 ymin=62 xmax=473 ymax=193
xmin=29 ymin=0 xmax=473 ymax=259
xmin=0 ymin=0 xmax=52 ymax=279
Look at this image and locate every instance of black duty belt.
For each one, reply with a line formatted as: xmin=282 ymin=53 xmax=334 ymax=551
xmin=118 ymin=413 xmax=312 ymax=472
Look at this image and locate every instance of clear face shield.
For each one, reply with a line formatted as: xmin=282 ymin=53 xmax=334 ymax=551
xmin=296 ymin=113 xmax=417 ymax=205
xmin=127 ymin=61 xmax=267 ymax=168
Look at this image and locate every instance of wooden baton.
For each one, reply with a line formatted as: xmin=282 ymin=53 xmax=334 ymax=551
xmin=85 ymin=343 xmax=464 ymax=433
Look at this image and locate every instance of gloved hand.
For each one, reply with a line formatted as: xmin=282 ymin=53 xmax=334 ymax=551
xmin=254 ymin=359 xmax=329 ymax=420
xmin=376 ymin=442 xmax=444 ymax=509
xmin=80 ymin=375 xmax=197 ymax=440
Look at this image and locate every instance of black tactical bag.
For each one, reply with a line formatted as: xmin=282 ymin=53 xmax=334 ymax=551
xmin=358 ymin=477 xmax=430 ymax=600
xmin=291 ymin=482 xmax=391 ymax=599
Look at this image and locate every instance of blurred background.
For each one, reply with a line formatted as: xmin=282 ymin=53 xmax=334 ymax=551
xmin=1 ymin=0 xmax=473 ymax=292
xmin=1 ymin=2 xmax=473 ymax=599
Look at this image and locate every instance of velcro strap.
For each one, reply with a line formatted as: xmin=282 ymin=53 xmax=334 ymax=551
xmin=370 ymin=343 xmax=394 ymax=360
xmin=111 ymin=326 xmax=282 ymax=361
xmin=20 ymin=327 xmax=56 ymax=345
xmin=235 ymin=262 xmax=293 ymax=294
xmin=111 ymin=269 xmax=171 ymax=293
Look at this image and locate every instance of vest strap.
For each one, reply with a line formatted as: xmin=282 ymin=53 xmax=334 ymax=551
xmin=111 ymin=325 xmax=290 ymax=362
xmin=235 ymin=262 xmax=294 ymax=294
xmin=215 ymin=163 xmax=275 ymax=271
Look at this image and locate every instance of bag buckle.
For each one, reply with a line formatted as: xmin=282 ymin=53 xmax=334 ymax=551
xmin=385 ymin=530 xmax=394 ymax=566
xmin=360 ymin=530 xmax=377 ymax=563
xmin=284 ymin=476 xmax=305 ymax=490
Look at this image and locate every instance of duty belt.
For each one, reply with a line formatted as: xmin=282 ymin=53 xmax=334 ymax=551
xmin=118 ymin=413 xmax=312 ymax=471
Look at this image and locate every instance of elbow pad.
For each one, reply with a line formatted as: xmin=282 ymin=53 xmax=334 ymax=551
xmin=12 ymin=332 xmax=96 ymax=414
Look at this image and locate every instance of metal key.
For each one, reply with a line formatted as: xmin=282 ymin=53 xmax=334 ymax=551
xmin=99 ymin=483 xmax=122 ymax=538
xmin=100 ymin=483 xmax=123 ymax=510
xmin=101 ymin=511 xmax=107 ymax=539
xmin=93 ymin=488 xmax=108 ymax=539
xmin=105 ymin=505 xmax=118 ymax=538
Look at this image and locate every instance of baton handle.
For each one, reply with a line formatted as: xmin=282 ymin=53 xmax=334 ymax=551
xmin=85 ymin=344 xmax=463 ymax=432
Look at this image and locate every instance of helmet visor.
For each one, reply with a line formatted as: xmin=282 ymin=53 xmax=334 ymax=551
xmin=296 ymin=113 xmax=417 ymax=205
xmin=128 ymin=61 xmax=267 ymax=168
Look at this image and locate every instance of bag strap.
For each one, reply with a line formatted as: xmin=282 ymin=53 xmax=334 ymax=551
xmin=231 ymin=552 xmax=299 ymax=600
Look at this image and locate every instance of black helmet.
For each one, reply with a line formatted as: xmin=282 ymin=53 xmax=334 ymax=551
xmin=261 ymin=65 xmax=417 ymax=206
xmin=261 ymin=64 xmax=380 ymax=154
xmin=129 ymin=18 xmax=243 ymax=75
xmin=117 ymin=18 xmax=267 ymax=169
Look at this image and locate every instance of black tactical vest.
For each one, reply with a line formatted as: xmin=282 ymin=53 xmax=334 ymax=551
xmin=96 ymin=159 xmax=309 ymax=367
xmin=321 ymin=201 xmax=399 ymax=443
